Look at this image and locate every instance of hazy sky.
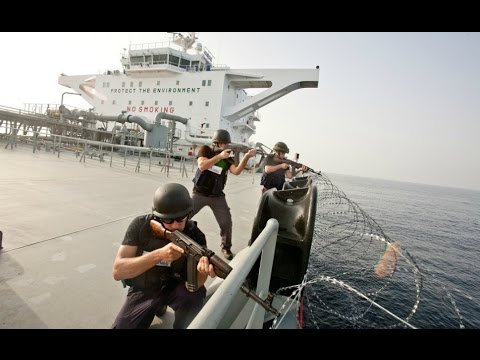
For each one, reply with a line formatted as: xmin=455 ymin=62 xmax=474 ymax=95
xmin=1 ymin=32 xmax=479 ymax=191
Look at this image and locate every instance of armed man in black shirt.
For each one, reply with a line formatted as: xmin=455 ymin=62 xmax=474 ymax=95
xmin=260 ymin=141 xmax=308 ymax=193
xmin=111 ymin=183 xmax=216 ymax=329
xmin=190 ymin=129 xmax=256 ymax=260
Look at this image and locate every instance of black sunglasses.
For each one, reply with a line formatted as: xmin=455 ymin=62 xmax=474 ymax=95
xmin=156 ymin=214 xmax=188 ymax=224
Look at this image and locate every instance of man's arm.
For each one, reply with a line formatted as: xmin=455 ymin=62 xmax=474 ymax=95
xmin=150 ymin=220 xmax=219 ymax=291
xmin=269 ymin=156 xmax=314 ymax=174
xmin=287 ymin=164 xmax=309 ymax=179
xmin=230 ymin=148 xmax=256 ymax=175
xmin=265 ymin=162 xmax=289 ymax=174
xmin=197 ymin=150 xmax=231 ymax=171
xmin=112 ymin=243 xmax=184 ymax=281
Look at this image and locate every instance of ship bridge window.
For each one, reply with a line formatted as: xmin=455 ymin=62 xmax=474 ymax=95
xmin=169 ymin=101 xmax=173 ymax=105
xmin=169 ymin=55 xmax=180 ymax=67
xmin=157 ymin=81 xmax=161 ymax=85
xmin=122 ymin=81 xmax=125 ymax=87
xmin=176 ymin=80 xmax=180 ymax=85
xmin=130 ymin=56 xmax=143 ymax=65
xmin=202 ymin=80 xmax=206 ymax=86
xmin=189 ymin=101 xmax=193 ymax=106
xmin=207 ymin=80 xmax=212 ymax=86
xmin=191 ymin=61 xmax=199 ymax=71
xmin=130 ymin=81 xmax=134 ymax=87
xmin=153 ymin=54 xmax=167 ymax=64
xmin=180 ymin=58 xmax=190 ymax=69
xmin=144 ymin=55 xmax=152 ymax=65
xmin=155 ymin=100 xmax=158 ymax=105
xmin=205 ymin=101 xmax=209 ymax=107
xmin=139 ymin=81 xmax=143 ymax=87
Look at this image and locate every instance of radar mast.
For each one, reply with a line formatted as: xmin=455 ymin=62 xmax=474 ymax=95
xmin=169 ymin=32 xmax=198 ymax=52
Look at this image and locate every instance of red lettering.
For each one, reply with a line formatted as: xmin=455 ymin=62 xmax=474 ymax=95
xmin=126 ymin=106 xmax=175 ymax=114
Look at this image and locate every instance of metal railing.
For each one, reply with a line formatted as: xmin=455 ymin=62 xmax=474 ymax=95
xmin=188 ymin=218 xmax=279 ymax=329
xmin=0 ymin=123 xmax=196 ymax=177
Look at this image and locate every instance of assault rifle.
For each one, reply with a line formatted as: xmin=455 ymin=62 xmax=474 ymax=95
xmin=150 ymin=220 xmax=279 ymax=316
xmin=270 ymin=156 xmax=322 ymax=176
xmin=213 ymin=143 xmax=252 ymax=161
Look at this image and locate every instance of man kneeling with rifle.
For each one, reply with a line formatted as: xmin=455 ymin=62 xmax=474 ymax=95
xmin=112 ymin=183 xmax=216 ymax=329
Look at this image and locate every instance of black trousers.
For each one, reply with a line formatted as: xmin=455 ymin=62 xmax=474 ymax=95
xmin=190 ymin=192 xmax=232 ymax=250
xmin=112 ymin=281 xmax=206 ymax=329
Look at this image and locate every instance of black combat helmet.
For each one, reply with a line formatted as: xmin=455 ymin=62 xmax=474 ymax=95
xmin=273 ymin=141 xmax=289 ymax=154
xmin=152 ymin=183 xmax=193 ymax=219
xmin=212 ymin=129 xmax=231 ymax=144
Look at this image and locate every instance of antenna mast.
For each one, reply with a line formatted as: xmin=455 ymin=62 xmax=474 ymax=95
xmin=170 ymin=32 xmax=198 ymax=52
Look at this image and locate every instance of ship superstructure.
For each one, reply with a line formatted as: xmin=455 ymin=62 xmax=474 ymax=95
xmin=58 ymin=32 xmax=319 ymax=157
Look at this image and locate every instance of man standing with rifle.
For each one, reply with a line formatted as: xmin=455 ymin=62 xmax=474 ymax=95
xmin=111 ymin=183 xmax=216 ymax=329
xmin=260 ymin=141 xmax=309 ymax=193
xmin=191 ymin=129 xmax=256 ymax=260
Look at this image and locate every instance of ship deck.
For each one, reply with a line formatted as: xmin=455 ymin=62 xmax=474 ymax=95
xmin=0 ymin=141 xmax=263 ymax=329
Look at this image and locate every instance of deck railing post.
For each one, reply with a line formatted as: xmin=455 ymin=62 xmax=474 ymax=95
xmin=188 ymin=218 xmax=279 ymax=329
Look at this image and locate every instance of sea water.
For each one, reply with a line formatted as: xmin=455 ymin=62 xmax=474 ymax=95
xmin=302 ymin=173 xmax=480 ymax=329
